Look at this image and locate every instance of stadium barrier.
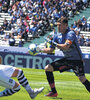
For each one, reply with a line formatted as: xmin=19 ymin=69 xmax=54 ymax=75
xmin=0 ymin=46 xmax=90 ymax=73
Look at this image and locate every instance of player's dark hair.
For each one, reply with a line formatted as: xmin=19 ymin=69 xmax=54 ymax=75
xmin=57 ymin=16 xmax=68 ymax=24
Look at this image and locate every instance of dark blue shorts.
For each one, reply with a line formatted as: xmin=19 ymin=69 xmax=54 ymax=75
xmin=50 ymin=58 xmax=85 ymax=76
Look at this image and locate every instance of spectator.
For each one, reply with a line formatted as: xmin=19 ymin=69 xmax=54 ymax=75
xmin=0 ymin=26 xmax=4 ymax=35
xmin=2 ymin=1 xmax=8 ymax=13
xmin=7 ymin=20 xmax=12 ymax=30
xmin=25 ymin=22 xmax=30 ymax=33
xmin=8 ymin=6 xmax=13 ymax=15
xmin=79 ymin=35 xmax=85 ymax=46
xmin=21 ymin=28 xmax=28 ymax=41
xmin=75 ymin=29 xmax=81 ymax=45
xmin=18 ymin=38 xmax=23 ymax=47
xmin=85 ymin=36 xmax=90 ymax=46
xmin=70 ymin=24 xmax=74 ymax=31
xmin=72 ymin=2 xmax=77 ymax=15
xmin=11 ymin=26 xmax=17 ymax=36
xmin=3 ymin=32 xmax=10 ymax=41
xmin=82 ymin=0 xmax=88 ymax=8
xmin=25 ymin=14 xmax=30 ymax=20
xmin=72 ymin=21 xmax=77 ymax=29
xmin=53 ymin=9 xmax=60 ymax=21
xmin=87 ymin=22 xmax=90 ymax=31
xmin=9 ymin=34 xmax=15 ymax=46
xmin=77 ymin=19 xmax=83 ymax=30
xmin=81 ymin=16 xmax=87 ymax=31
xmin=2 ymin=18 xmax=8 ymax=30
xmin=31 ymin=16 xmax=38 ymax=26
xmin=74 ymin=22 xmax=81 ymax=33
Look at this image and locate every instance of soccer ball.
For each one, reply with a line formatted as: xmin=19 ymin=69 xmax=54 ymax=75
xmin=28 ymin=44 xmax=38 ymax=56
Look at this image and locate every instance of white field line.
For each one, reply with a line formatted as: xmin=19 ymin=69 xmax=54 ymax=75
xmin=29 ymin=81 xmax=83 ymax=87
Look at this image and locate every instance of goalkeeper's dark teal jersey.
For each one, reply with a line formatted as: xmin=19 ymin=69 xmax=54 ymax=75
xmin=51 ymin=28 xmax=83 ymax=60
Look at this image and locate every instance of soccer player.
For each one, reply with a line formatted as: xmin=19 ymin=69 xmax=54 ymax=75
xmin=0 ymin=64 xmax=44 ymax=99
xmin=40 ymin=16 xmax=90 ymax=97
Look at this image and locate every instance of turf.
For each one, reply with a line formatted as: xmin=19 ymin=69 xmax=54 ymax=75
xmin=0 ymin=68 xmax=90 ymax=100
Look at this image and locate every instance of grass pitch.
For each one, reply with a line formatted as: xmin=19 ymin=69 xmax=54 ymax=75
xmin=0 ymin=68 xmax=90 ymax=100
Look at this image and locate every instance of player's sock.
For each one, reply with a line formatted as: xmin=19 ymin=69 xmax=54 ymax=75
xmin=45 ymin=71 xmax=57 ymax=93
xmin=83 ymin=79 xmax=90 ymax=92
xmin=0 ymin=85 xmax=20 ymax=97
xmin=17 ymin=69 xmax=33 ymax=94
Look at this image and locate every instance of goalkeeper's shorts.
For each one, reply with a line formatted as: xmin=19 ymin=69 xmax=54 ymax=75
xmin=50 ymin=58 xmax=85 ymax=76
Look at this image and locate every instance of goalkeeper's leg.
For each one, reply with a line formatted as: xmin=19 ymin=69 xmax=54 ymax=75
xmin=79 ymin=76 xmax=90 ymax=92
xmin=45 ymin=64 xmax=58 ymax=97
xmin=73 ymin=61 xmax=90 ymax=92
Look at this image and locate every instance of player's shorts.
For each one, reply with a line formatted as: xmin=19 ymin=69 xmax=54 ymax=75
xmin=0 ymin=64 xmax=16 ymax=89
xmin=50 ymin=58 xmax=85 ymax=76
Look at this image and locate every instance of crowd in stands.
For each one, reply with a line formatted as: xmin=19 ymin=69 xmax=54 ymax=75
xmin=0 ymin=0 xmax=10 ymax=12
xmin=70 ymin=16 xmax=90 ymax=46
xmin=0 ymin=0 xmax=90 ymax=47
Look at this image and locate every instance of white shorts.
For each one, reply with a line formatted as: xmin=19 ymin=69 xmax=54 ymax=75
xmin=0 ymin=64 xmax=16 ymax=89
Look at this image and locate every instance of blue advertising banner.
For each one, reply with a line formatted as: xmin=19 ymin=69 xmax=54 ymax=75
xmin=0 ymin=46 xmax=90 ymax=73
xmin=0 ymin=52 xmax=62 ymax=69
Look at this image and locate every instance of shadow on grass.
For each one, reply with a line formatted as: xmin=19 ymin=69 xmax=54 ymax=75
xmin=45 ymin=90 xmax=80 ymax=100
xmin=52 ymin=97 xmax=80 ymax=100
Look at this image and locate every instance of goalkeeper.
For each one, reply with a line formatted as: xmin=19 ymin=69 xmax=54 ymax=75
xmin=37 ymin=16 xmax=90 ymax=97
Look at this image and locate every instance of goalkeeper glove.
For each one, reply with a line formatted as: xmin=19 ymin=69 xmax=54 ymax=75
xmin=49 ymin=40 xmax=57 ymax=47
xmin=45 ymin=37 xmax=57 ymax=47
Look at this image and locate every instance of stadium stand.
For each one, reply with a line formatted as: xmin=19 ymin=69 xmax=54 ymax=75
xmin=80 ymin=46 xmax=90 ymax=53
xmin=0 ymin=0 xmax=90 ymax=49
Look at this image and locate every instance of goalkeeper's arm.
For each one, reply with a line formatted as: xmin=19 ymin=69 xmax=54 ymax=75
xmin=45 ymin=37 xmax=71 ymax=51
xmin=36 ymin=46 xmax=55 ymax=54
xmin=42 ymin=48 xmax=54 ymax=54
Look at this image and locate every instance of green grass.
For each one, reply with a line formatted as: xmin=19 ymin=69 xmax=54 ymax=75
xmin=0 ymin=68 xmax=90 ymax=100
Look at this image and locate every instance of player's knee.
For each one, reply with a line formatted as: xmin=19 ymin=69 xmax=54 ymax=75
xmin=45 ymin=64 xmax=54 ymax=72
xmin=78 ymin=76 xmax=86 ymax=83
xmin=13 ymin=84 xmax=20 ymax=92
xmin=13 ymin=82 xmax=20 ymax=89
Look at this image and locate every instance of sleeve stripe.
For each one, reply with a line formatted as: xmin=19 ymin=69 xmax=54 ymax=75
xmin=65 ymin=40 xmax=72 ymax=45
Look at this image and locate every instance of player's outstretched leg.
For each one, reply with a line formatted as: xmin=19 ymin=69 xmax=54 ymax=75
xmin=0 ymin=82 xmax=20 ymax=97
xmin=17 ymin=69 xmax=44 ymax=99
